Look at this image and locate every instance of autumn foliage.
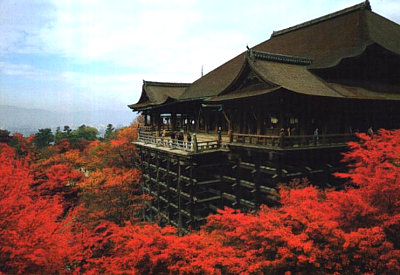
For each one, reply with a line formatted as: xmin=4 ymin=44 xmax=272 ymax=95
xmin=1 ymin=128 xmax=399 ymax=274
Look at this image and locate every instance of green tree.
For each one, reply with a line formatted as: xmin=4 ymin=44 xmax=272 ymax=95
xmin=104 ymin=124 xmax=115 ymax=140
xmin=0 ymin=129 xmax=12 ymax=143
xmin=73 ymin=125 xmax=98 ymax=141
xmin=34 ymin=128 xmax=54 ymax=149
xmin=63 ymin=125 xmax=72 ymax=135
xmin=54 ymin=127 xmax=62 ymax=142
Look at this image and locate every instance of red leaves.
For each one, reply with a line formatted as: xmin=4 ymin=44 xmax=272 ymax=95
xmin=0 ymin=144 xmax=71 ymax=274
xmin=336 ymin=129 xmax=400 ymax=214
xmin=1 ymin=128 xmax=400 ymax=274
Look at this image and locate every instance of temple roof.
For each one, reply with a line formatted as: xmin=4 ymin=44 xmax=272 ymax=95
xmin=270 ymin=1 xmax=371 ymax=38
xmin=206 ymin=49 xmax=400 ymax=102
xmin=180 ymin=1 xmax=400 ymax=100
xmin=128 ymin=80 xmax=190 ymax=110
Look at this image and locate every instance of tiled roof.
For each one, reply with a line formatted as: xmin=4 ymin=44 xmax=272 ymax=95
xmin=271 ymin=1 xmax=371 ymax=37
xmin=143 ymin=80 xmax=191 ymax=88
xmin=128 ymin=80 xmax=191 ymax=110
xmin=179 ymin=1 xmax=400 ymax=100
xmin=249 ymin=50 xmax=313 ymax=65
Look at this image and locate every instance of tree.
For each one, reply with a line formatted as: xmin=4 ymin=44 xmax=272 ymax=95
xmin=104 ymin=123 xmax=115 ymax=140
xmin=34 ymin=128 xmax=54 ymax=149
xmin=0 ymin=129 xmax=12 ymax=143
xmin=0 ymin=144 xmax=72 ymax=274
xmin=73 ymin=125 xmax=98 ymax=141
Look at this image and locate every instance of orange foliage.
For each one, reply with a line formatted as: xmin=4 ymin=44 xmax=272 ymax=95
xmin=1 ymin=128 xmax=400 ymax=274
xmin=0 ymin=144 xmax=72 ymax=274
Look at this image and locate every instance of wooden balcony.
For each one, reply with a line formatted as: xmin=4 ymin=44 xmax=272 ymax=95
xmin=135 ymin=132 xmax=226 ymax=155
xmin=232 ymin=133 xmax=357 ymax=150
xmin=135 ymin=130 xmax=357 ymax=154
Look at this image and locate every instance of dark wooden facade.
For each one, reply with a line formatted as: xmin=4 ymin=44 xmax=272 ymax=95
xmin=129 ymin=1 xmax=400 ymax=231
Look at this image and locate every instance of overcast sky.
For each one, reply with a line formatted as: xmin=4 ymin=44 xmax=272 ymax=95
xmin=0 ymin=0 xmax=399 ymax=113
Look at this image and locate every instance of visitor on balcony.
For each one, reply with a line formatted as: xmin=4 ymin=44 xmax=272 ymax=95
xmin=367 ymin=127 xmax=374 ymax=139
xmin=314 ymin=128 xmax=319 ymax=145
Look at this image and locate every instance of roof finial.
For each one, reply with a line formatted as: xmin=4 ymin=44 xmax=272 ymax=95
xmin=364 ymin=0 xmax=371 ymax=10
xmin=246 ymin=45 xmax=250 ymax=51
xmin=201 ymin=65 xmax=203 ymax=77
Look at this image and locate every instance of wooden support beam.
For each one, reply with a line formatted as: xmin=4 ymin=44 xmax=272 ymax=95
xmin=166 ymin=155 xmax=171 ymax=223
xmin=156 ymin=152 xmax=161 ymax=215
xmin=197 ymin=179 xmax=220 ymax=186
xmin=222 ymin=192 xmax=236 ymax=202
xmin=195 ymin=108 xmax=201 ymax=132
xmin=257 ymin=107 xmax=263 ymax=135
xmin=189 ymin=166 xmax=195 ymax=230
xmin=253 ymin=160 xmax=261 ymax=206
xmin=195 ymin=195 xmax=221 ymax=204
xmin=234 ymin=158 xmax=241 ymax=207
xmin=177 ymin=158 xmax=183 ymax=235
xmin=239 ymin=180 xmax=255 ymax=189
xmin=171 ymin=113 xmax=176 ymax=131
xmin=204 ymin=112 xmax=209 ymax=133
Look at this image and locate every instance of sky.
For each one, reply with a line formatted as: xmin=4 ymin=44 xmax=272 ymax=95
xmin=0 ymin=0 xmax=399 ymax=113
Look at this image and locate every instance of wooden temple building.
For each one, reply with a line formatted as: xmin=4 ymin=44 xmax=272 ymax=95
xmin=129 ymin=1 xmax=400 ymax=232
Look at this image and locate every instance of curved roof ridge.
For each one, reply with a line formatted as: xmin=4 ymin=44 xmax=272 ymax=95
xmin=271 ymin=1 xmax=371 ymax=38
xmin=248 ymin=50 xmax=313 ymax=65
xmin=143 ymin=80 xmax=191 ymax=88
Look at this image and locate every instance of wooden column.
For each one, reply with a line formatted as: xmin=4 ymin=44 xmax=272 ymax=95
xmin=171 ymin=113 xmax=176 ymax=131
xmin=166 ymin=156 xmax=171 ymax=224
xmin=234 ymin=157 xmax=241 ymax=208
xmin=253 ymin=159 xmax=261 ymax=206
xmin=242 ymin=109 xmax=247 ymax=134
xmin=139 ymin=147 xmax=146 ymax=221
xmin=257 ymin=106 xmax=263 ymax=135
xmin=177 ymin=158 xmax=183 ymax=235
xmin=150 ymin=113 xmax=154 ymax=129
xmin=215 ymin=112 xmax=219 ymax=133
xmin=156 ymin=112 xmax=162 ymax=132
xmin=204 ymin=112 xmax=209 ymax=133
xmin=195 ymin=109 xmax=201 ymax=132
xmin=279 ymin=96 xmax=285 ymax=130
xmin=179 ymin=115 xmax=184 ymax=131
xmin=189 ymin=166 xmax=195 ymax=230
xmin=144 ymin=112 xmax=148 ymax=126
xmin=156 ymin=152 xmax=161 ymax=214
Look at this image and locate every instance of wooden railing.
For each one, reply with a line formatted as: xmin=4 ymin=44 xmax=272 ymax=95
xmin=138 ymin=131 xmax=357 ymax=152
xmin=138 ymin=132 xmax=220 ymax=152
xmin=232 ymin=133 xmax=357 ymax=149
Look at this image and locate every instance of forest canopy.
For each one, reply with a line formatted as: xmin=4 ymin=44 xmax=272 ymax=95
xmin=0 ymin=126 xmax=399 ymax=274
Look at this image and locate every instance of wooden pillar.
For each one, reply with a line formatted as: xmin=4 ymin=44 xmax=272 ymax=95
xmin=299 ymin=96 xmax=308 ymax=136
xmin=146 ymin=150 xmax=153 ymax=221
xmin=243 ymin=109 xmax=247 ymax=134
xmin=234 ymin=108 xmax=240 ymax=133
xmin=234 ymin=157 xmax=241 ymax=208
xmin=253 ymin=158 xmax=261 ymax=206
xmin=257 ymin=107 xmax=263 ymax=135
xmin=179 ymin=115 xmax=184 ymax=131
xmin=155 ymin=112 xmax=161 ymax=132
xmin=156 ymin=152 xmax=161 ymax=214
xmin=171 ymin=113 xmax=176 ymax=131
xmin=279 ymin=96 xmax=285 ymax=130
xmin=144 ymin=112 xmax=148 ymax=126
xmin=204 ymin=112 xmax=209 ymax=133
xmin=166 ymin=155 xmax=171 ymax=224
xmin=214 ymin=113 xmax=219 ymax=133
xmin=195 ymin=109 xmax=201 ymax=133
xmin=189 ymin=166 xmax=195 ymax=230
xmin=238 ymin=107 xmax=242 ymax=133
xmin=139 ymin=147 xmax=146 ymax=222
xmin=150 ymin=113 xmax=154 ymax=128
xmin=177 ymin=158 xmax=182 ymax=235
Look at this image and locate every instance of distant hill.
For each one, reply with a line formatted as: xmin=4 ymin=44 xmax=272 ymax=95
xmin=0 ymin=105 xmax=136 ymax=135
